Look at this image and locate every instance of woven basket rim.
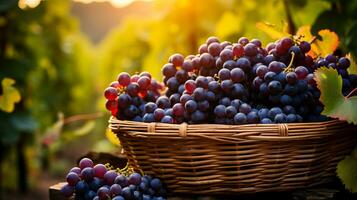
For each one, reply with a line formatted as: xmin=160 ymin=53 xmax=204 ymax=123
xmin=109 ymin=117 xmax=354 ymax=142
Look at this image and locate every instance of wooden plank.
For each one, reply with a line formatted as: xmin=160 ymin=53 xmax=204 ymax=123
xmin=49 ymin=182 xmax=68 ymax=200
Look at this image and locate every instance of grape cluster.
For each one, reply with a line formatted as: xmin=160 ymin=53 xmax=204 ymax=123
xmin=60 ymin=158 xmax=167 ymax=200
xmin=104 ymin=35 xmax=356 ymax=124
xmin=104 ymin=72 xmax=164 ymax=120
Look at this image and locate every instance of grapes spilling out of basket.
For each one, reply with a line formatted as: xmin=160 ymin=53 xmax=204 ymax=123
xmin=60 ymin=158 xmax=167 ymax=200
xmin=104 ymin=36 xmax=357 ymax=124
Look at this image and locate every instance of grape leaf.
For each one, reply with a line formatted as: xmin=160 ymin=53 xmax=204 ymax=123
xmin=295 ymin=26 xmax=339 ymax=58
xmin=337 ymin=147 xmax=357 ymax=193
xmin=346 ymin=53 xmax=357 ymax=75
xmin=105 ymin=128 xmax=121 ymax=147
xmin=256 ymin=22 xmax=290 ymax=39
xmin=314 ymin=67 xmax=357 ymax=124
xmin=0 ymin=78 xmax=21 ymax=113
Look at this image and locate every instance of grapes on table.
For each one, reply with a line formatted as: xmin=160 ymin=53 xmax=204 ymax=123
xmin=60 ymin=158 xmax=167 ymax=200
xmin=104 ymin=35 xmax=356 ymax=124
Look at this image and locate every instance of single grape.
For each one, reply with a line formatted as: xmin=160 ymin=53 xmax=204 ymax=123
xmin=138 ymin=76 xmax=151 ymax=90
xmin=67 ymin=172 xmax=80 ymax=186
xmin=230 ymin=68 xmax=245 ymax=83
xmin=112 ymin=196 xmax=125 ymax=200
xmin=175 ymin=70 xmax=188 ymax=83
xmin=247 ymin=111 xmax=259 ymax=123
xmin=185 ymin=100 xmax=198 ymax=113
xmin=233 ymin=44 xmax=244 ymax=58
xmin=104 ymin=87 xmax=118 ymax=100
xmin=114 ymin=175 xmax=129 ymax=188
xmin=268 ymin=81 xmax=282 ymax=94
xmin=169 ymin=53 xmax=184 ymax=67
xmin=200 ymin=53 xmax=215 ymax=68
xmin=89 ymin=177 xmax=103 ymax=191
xmin=238 ymin=37 xmax=249 ymax=46
xmin=268 ymin=107 xmax=283 ymax=119
xmin=154 ymin=108 xmax=165 ymax=121
xmin=182 ymin=60 xmax=194 ymax=72
xmin=198 ymin=44 xmax=208 ymax=54
xmin=244 ymin=43 xmax=258 ymax=56
xmin=195 ymin=76 xmax=209 ymax=89
xmin=295 ymin=66 xmax=309 ymax=79
xmin=81 ymin=167 xmax=94 ymax=182
xmin=75 ymin=180 xmax=89 ymax=195
xmin=85 ymin=190 xmax=97 ymax=200
xmin=236 ymin=57 xmax=251 ymax=72
xmin=69 ymin=167 xmax=81 ymax=175
xmin=280 ymin=94 xmax=293 ymax=105
xmin=258 ymin=108 xmax=269 ymax=119
xmin=338 ymin=57 xmax=350 ymax=69
xmin=286 ymin=72 xmax=297 ymax=84
xmin=208 ymin=42 xmax=222 ymax=56
xmin=97 ymin=186 xmax=110 ymax=200
xmin=214 ymin=105 xmax=226 ymax=118
xmin=261 ymin=118 xmax=272 ymax=124
xmin=193 ymin=87 xmax=205 ymax=101
xmin=226 ymin=106 xmax=237 ymax=118
xmin=156 ymin=96 xmax=170 ymax=109
xmin=221 ymin=79 xmax=233 ymax=93
xmin=103 ymin=170 xmax=118 ymax=185
xmin=117 ymin=72 xmax=131 ymax=87
xmin=191 ymin=110 xmax=205 ymax=123
xmin=79 ymin=158 xmax=94 ymax=170
xmin=128 ymin=173 xmax=142 ymax=186
xmin=143 ymin=113 xmax=155 ymax=122
xmin=61 ymin=184 xmax=74 ymax=197
xmin=299 ymin=41 xmax=311 ymax=53
xmin=218 ymin=68 xmax=231 ymax=80
xmin=268 ymin=61 xmax=283 ymax=73
xmin=162 ymin=63 xmax=176 ymax=78
xmin=251 ymin=39 xmax=262 ymax=47
xmin=256 ymin=65 xmax=268 ymax=79
xmin=234 ymin=113 xmax=247 ymax=124
xmin=172 ymin=103 xmax=184 ymax=117
xmin=219 ymin=49 xmax=233 ymax=63
xmin=274 ymin=113 xmax=287 ymax=123
xmin=198 ymin=100 xmax=210 ymax=112
xmin=239 ymin=103 xmax=251 ymax=114
xmin=150 ymin=178 xmax=162 ymax=191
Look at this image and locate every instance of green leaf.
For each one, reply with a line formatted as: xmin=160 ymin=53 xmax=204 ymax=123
xmin=337 ymin=147 xmax=357 ymax=193
xmin=0 ymin=78 xmax=21 ymax=113
xmin=314 ymin=67 xmax=357 ymax=124
xmin=256 ymin=22 xmax=290 ymax=39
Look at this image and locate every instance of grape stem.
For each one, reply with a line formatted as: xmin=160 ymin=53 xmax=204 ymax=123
xmin=284 ymin=52 xmax=295 ymax=72
xmin=345 ymin=87 xmax=357 ymax=99
xmin=309 ymin=36 xmax=317 ymax=44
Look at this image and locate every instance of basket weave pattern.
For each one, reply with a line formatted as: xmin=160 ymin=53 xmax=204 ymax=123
xmin=109 ymin=118 xmax=356 ymax=194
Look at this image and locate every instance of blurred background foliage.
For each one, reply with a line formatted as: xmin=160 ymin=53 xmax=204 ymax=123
xmin=0 ymin=0 xmax=356 ymax=199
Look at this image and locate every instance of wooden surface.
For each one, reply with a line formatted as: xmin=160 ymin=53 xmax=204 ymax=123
xmin=49 ymin=180 xmax=357 ymax=200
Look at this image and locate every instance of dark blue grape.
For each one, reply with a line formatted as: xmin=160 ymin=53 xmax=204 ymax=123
xmin=283 ymin=105 xmax=296 ymax=114
xmin=84 ymin=190 xmax=96 ymax=200
xmin=226 ymin=106 xmax=237 ymax=118
xmin=264 ymin=71 xmax=276 ymax=82
xmin=274 ymin=113 xmax=287 ymax=123
xmin=247 ymin=111 xmax=259 ymax=123
xmin=268 ymin=81 xmax=282 ymax=94
xmin=338 ymin=57 xmax=350 ymax=69
xmin=75 ymin=180 xmax=89 ymax=195
xmin=61 ymin=184 xmax=74 ymax=197
xmin=218 ymin=68 xmax=231 ymax=80
xmin=150 ymin=178 xmax=162 ymax=191
xmin=230 ymin=68 xmax=245 ymax=83
xmin=258 ymin=108 xmax=269 ymax=119
xmin=234 ymin=113 xmax=247 ymax=124
xmin=90 ymin=177 xmax=103 ymax=191
xmin=143 ymin=113 xmax=155 ymax=122
xmin=222 ymin=60 xmax=237 ymax=70
xmin=239 ymin=103 xmax=251 ymax=114
xmin=280 ymin=94 xmax=293 ymax=105
xmin=191 ymin=110 xmax=205 ymax=123
xmin=161 ymin=115 xmax=174 ymax=123
xmin=261 ymin=118 xmax=272 ymax=124
xmin=214 ymin=105 xmax=226 ymax=118
xmin=268 ymin=107 xmax=282 ymax=119
xmin=156 ymin=97 xmax=170 ymax=109
xmin=193 ymin=87 xmax=205 ymax=101
xmin=185 ymin=100 xmax=197 ymax=113
xmin=198 ymin=100 xmax=210 ymax=111
xmin=236 ymin=57 xmax=251 ymax=72
xmin=221 ymin=80 xmax=233 ymax=93
xmin=286 ymin=114 xmax=297 ymax=123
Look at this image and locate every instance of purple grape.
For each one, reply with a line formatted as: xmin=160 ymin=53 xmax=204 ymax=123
xmin=79 ymin=158 xmax=94 ymax=170
xmin=66 ymin=172 xmax=80 ymax=186
xmin=230 ymin=68 xmax=245 ymax=83
xmin=114 ymin=175 xmax=129 ymax=188
xmin=69 ymin=167 xmax=81 ymax=175
xmin=61 ymin=184 xmax=74 ymax=197
xmin=94 ymin=164 xmax=108 ymax=178
xmin=97 ymin=186 xmax=110 ymax=200
xmin=103 ymin=170 xmax=118 ymax=185
xmin=128 ymin=172 xmax=142 ymax=186
xmin=110 ymin=184 xmax=122 ymax=197
xmin=81 ymin=167 xmax=95 ymax=182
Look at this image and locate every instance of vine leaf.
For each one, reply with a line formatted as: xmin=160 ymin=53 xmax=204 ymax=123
xmin=256 ymin=22 xmax=290 ymax=39
xmin=296 ymin=26 xmax=339 ymax=58
xmin=346 ymin=53 xmax=357 ymax=75
xmin=105 ymin=128 xmax=121 ymax=147
xmin=314 ymin=67 xmax=357 ymax=124
xmin=337 ymin=147 xmax=357 ymax=193
xmin=0 ymin=78 xmax=21 ymax=113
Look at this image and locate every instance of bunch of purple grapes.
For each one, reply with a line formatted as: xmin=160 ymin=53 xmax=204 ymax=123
xmin=104 ymin=72 xmax=164 ymax=120
xmin=104 ymin=35 xmax=356 ymax=124
xmin=60 ymin=158 xmax=166 ymax=200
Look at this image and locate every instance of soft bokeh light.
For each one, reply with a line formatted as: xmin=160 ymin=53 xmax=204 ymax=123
xmin=72 ymin=0 xmax=151 ymax=8
xmin=18 ymin=0 xmax=42 ymax=9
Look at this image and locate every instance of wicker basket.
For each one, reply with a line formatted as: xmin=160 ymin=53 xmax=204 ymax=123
xmin=109 ymin=118 xmax=357 ymax=194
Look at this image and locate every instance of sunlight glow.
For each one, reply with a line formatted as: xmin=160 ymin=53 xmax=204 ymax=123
xmin=18 ymin=0 xmax=42 ymax=9
xmin=72 ymin=0 xmax=152 ymax=8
